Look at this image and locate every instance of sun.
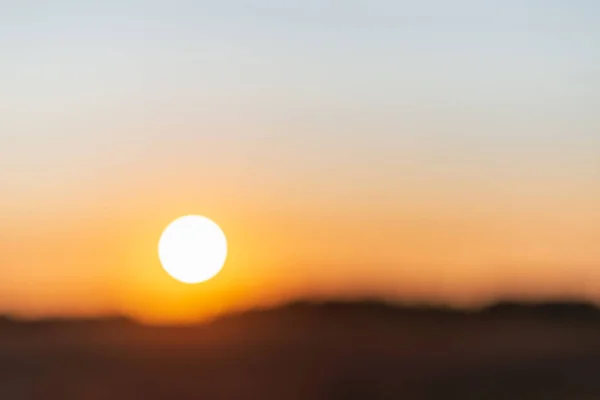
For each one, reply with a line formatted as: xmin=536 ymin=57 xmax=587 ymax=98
xmin=158 ymin=215 xmax=228 ymax=284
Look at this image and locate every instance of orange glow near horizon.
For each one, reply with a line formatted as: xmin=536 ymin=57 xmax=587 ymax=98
xmin=1 ymin=176 xmax=600 ymax=325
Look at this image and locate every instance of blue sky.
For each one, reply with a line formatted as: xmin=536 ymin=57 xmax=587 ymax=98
xmin=1 ymin=1 xmax=598 ymax=217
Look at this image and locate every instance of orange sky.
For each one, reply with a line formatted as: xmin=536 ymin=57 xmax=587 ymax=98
xmin=2 ymin=171 xmax=600 ymax=323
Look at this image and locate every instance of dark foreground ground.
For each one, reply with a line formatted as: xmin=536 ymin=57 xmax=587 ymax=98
xmin=1 ymin=301 xmax=600 ymax=399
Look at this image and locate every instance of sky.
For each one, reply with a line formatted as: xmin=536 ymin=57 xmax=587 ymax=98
xmin=1 ymin=1 xmax=599 ymax=323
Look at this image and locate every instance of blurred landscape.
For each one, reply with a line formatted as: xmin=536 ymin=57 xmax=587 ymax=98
xmin=2 ymin=300 xmax=600 ymax=399
xmin=3 ymin=2 xmax=600 ymax=399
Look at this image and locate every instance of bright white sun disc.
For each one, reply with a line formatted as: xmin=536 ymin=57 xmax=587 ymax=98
xmin=158 ymin=215 xmax=228 ymax=284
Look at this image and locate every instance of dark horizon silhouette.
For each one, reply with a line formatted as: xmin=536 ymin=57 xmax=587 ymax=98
xmin=4 ymin=297 xmax=600 ymax=328
xmin=2 ymin=298 xmax=600 ymax=399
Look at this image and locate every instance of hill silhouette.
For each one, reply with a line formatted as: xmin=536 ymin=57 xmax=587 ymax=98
xmin=1 ymin=300 xmax=600 ymax=399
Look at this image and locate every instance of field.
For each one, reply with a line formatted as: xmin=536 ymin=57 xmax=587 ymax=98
xmin=1 ymin=301 xmax=600 ymax=399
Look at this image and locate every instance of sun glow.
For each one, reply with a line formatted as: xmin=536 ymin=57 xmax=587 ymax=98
xmin=158 ymin=215 xmax=228 ymax=284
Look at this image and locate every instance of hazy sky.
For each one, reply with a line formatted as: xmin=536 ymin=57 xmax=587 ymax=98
xmin=1 ymin=1 xmax=599 ymax=322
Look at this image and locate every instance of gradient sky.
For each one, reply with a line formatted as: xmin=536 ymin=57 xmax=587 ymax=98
xmin=1 ymin=1 xmax=599 ymax=322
